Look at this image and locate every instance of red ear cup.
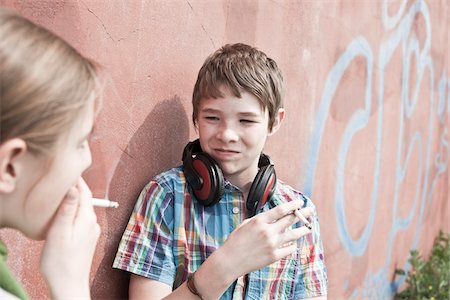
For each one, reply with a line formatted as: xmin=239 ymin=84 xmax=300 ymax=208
xmin=191 ymin=154 xmax=224 ymax=206
xmin=183 ymin=140 xmax=276 ymax=211
xmin=261 ymin=171 xmax=276 ymax=205
xmin=182 ymin=139 xmax=224 ymax=206
xmin=246 ymin=160 xmax=277 ymax=217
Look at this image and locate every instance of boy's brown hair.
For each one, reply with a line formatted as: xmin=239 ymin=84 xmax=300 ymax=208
xmin=192 ymin=43 xmax=284 ymax=130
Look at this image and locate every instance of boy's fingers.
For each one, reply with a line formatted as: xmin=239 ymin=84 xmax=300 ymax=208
xmin=295 ymin=207 xmax=313 ymax=219
xmin=280 ymin=226 xmax=312 ymax=245
xmin=275 ymin=243 xmax=301 ymax=259
xmin=275 ymin=213 xmax=298 ymax=230
xmin=259 ymin=200 xmax=303 ymax=223
xmin=275 ymin=207 xmax=314 ymax=231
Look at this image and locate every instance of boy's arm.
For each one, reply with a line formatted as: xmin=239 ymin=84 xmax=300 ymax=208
xmin=128 ymin=200 xmax=313 ymax=300
xmin=129 ymin=253 xmax=233 ymax=300
xmin=129 ymin=275 xmax=171 ymax=299
xmin=128 ymin=237 xmax=261 ymax=300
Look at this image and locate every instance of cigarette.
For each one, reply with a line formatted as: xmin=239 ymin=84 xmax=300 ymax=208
xmin=92 ymin=198 xmax=119 ymax=208
xmin=294 ymin=209 xmax=312 ymax=230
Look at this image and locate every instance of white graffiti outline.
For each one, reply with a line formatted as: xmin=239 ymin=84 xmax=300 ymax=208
xmin=303 ymin=0 xmax=448 ymax=298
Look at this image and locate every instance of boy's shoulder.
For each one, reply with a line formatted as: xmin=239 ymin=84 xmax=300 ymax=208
xmin=144 ymin=165 xmax=186 ymax=189
xmin=153 ymin=165 xmax=184 ymax=182
xmin=139 ymin=165 xmax=185 ymax=197
xmin=275 ymin=179 xmax=304 ymax=196
xmin=274 ymin=179 xmax=314 ymax=206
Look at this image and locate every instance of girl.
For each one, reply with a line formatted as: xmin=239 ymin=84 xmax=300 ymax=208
xmin=0 ymin=8 xmax=102 ymax=299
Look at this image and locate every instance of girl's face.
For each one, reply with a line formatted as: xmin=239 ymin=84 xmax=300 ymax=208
xmin=14 ymin=101 xmax=95 ymax=240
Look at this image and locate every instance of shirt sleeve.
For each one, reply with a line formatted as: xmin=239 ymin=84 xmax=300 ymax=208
xmin=113 ymin=181 xmax=176 ymax=286
xmin=294 ymin=194 xmax=328 ymax=298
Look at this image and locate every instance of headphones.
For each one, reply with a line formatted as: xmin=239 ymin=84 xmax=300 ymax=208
xmin=182 ymin=139 xmax=277 ymax=217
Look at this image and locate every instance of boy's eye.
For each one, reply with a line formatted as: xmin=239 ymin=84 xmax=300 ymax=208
xmin=205 ymin=116 xmax=219 ymax=121
xmin=240 ymin=119 xmax=256 ymax=123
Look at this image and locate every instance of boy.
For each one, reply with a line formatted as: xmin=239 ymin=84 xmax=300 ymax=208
xmin=113 ymin=43 xmax=327 ymax=299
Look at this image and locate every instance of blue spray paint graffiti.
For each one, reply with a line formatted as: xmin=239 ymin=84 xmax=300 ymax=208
xmin=303 ymin=0 xmax=448 ymax=298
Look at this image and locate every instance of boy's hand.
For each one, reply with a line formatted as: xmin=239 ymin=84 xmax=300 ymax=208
xmin=40 ymin=178 xmax=100 ymax=299
xmin=219 ymin=200 xmax=312 ymax=279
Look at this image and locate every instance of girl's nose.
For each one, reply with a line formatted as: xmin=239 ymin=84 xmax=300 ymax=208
xmin=83 ymin=143 xmax=93 ymax=171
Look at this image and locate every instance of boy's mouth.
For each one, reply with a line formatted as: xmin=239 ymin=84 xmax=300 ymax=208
xmin=215 ymin=148 xmax=239 ymax=153
xmin=212 ymin=148 xmax=240 ymax=160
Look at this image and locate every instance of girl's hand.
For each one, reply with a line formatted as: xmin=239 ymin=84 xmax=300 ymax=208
xmin=40 ymin=178 xmax=100 ymax=299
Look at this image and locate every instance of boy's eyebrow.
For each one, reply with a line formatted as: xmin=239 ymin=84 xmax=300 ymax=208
xmin=200 ymin=108 xmax=262 ymax=117
xmin=200 ymin=107 xmax=220 ymax=114
xmin=238 ymin=112 xmax=262 ymax=118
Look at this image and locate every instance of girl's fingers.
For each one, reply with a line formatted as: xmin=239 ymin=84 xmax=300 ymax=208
xmin=74 ymin=178 xmax=94 ymax=218
xmin=76 ymin=178 xmax=92 ymax=205
xmin=53 ymin=187 xmax=79 ymax=227
xmin=72 ymin=178 xmax=100 ymax=238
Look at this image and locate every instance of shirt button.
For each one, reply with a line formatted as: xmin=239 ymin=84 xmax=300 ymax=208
xmin=232 ymin=207 xmax=240 ymax=214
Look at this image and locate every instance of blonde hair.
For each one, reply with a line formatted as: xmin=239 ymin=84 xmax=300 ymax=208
xmin=0 ymin=8 xmax=102 ymax=155
xmin=192 ymin=43 xmax=284 ymax=130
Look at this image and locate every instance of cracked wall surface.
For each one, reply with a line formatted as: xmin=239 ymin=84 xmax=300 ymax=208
xmin=0 ymin=0 xmax=448 ymax=299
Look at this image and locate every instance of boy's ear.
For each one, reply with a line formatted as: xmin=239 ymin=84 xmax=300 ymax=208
xmin=268 ymin=108 xmax=285 ymax=136
xmin=0 ymin=138 xmax=27 ymax=193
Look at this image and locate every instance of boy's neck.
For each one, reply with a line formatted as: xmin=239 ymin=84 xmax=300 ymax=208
xmin=226 ymin=172 xmax=257 ymax=199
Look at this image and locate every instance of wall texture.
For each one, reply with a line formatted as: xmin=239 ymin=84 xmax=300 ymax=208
xmin=0 ymin=0 xmax=448 ymax=299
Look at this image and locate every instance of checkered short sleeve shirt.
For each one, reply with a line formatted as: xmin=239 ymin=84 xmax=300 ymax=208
xmin=113 ymin=166 xmax=327 ymax=299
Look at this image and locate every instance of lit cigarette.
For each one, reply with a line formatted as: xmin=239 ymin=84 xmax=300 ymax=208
xmin=294 ymin=209 xmax=312 ymax=230
xmin=92 ymin=198 xmax=119 ymax=208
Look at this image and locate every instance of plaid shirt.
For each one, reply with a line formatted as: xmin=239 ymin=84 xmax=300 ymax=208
xmin=113 ymin=166 xmax=327 ymax=299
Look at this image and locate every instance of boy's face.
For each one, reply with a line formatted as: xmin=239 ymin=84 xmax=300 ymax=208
xmin=197 ymin=87 xmax=282 ymax=185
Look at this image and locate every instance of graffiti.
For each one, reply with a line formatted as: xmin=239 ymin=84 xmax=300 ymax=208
xmin=303 ymin=0 xmax=448 ymax=298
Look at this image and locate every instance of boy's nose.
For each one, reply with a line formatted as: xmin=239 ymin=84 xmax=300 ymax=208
xmin=217 ymin=126 xmax=239 ymax=142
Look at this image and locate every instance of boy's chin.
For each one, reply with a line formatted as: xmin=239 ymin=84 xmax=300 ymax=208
xmin=217 ymin=164 xmax=235 ymax=176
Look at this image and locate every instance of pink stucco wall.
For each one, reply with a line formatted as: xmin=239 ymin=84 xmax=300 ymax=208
xmin=1 ymin=1 xmax=448 ymax=299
